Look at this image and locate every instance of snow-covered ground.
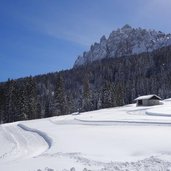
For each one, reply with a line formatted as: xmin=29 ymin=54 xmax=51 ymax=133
xmin=1 ymin=100 xmax=171 ymax=171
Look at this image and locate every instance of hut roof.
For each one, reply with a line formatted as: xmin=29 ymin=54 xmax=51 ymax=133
xmin=134 ymin=94 xmax=161 ymax=101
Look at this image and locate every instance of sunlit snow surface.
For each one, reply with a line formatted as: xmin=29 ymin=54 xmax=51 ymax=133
xmin=1 ymin=100 xmax=171 ymax=171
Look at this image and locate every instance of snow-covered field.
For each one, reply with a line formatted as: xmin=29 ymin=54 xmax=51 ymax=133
xmin=1 ymin=99 xmax=171 ymax=171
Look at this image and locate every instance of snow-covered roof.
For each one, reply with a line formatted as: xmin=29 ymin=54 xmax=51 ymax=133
xmin=134 ymin=94 xmax=161 ymax=101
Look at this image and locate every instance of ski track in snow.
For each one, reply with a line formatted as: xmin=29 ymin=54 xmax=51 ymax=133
xmin=74 ymin=118 xmax=171 ymax=126
xmin=18 ymin=123 xmax=53 ymax=149
xmin=37 ymin=153 xmax=171 ymax=171
xmin=0 ymin=123 xmax=50 ymax=163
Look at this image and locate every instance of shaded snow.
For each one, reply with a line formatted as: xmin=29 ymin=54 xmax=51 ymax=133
xmin=146 ymin=107 xmax=171 ymax=117
xmin=0 ymin=123 xmax=48 ymax=163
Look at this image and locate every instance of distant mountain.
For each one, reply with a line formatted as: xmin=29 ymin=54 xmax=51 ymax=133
xmin=74 ymin=25 xmax=171 ymax=67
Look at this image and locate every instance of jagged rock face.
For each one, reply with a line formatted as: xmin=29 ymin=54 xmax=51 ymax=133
xmin=74 ymin=25 xmax=171 ymax=67
xmin=74 ymin=35 xmax=107 ymax=66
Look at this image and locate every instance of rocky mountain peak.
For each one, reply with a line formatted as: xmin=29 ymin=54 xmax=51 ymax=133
xmin=74 ymin=25 xmax=171 ymax=67
xmin=100 ymin=35 xmax=107 ymax=42
xmin=121 ymin=24 xmax=132 ymax=30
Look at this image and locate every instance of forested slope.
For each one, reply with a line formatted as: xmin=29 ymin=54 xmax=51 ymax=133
xmin=0 ymin=45 xmax=171 ymax=123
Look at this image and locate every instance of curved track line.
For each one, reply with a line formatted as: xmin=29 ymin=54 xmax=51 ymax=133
xmin=74 ymin=118 xmax=171 ymax=126
xmin=18 ymin=124 xmax=53 ymax=149
xmin=146 ymin=111 xmax=171 ymax=117
xmin=49 ymin=117 xmax=171 ymax=126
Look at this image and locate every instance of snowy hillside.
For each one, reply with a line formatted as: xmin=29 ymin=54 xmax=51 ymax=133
xmin=74 ymin=25 xmax=171 ymax=67
xmin=1 ymin=99 xmax=171 ymax=171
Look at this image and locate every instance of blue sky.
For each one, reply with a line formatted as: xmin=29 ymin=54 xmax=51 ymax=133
xmin=1 ymin=0 xmax=171 ymax=82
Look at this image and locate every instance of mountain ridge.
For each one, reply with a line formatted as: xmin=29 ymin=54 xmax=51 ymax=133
xmin=74 ymin=25 xmax=171 ymax=67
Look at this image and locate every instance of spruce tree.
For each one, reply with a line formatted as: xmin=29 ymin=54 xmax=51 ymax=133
xmin=36 ymin=103 xmax=42 ymax=119
xmin=5 ymin=79 xmax=16 ymax=123
xmin=54 ymin=74 xmax=66 ymax=115
xmin=82 ymin=76 xmax=93 ymax=111
xmin=113 ymin=82 xmax=125 ymax=106
xmin=0 ymin=85 xmax=5 ymax=124
xmin=23 ymin=76 xmax=37 ymax=120
xmin=102 ymin=81 xmax=113 ymax=108
xmin=45 ymin=100 xmax=51 ymax=118
xmin=18 ymin=87 xmax=28 ymax=121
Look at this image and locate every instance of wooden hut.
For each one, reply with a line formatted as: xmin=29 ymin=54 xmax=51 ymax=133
xmin=134 ymin=94 xmax=161 ymax=106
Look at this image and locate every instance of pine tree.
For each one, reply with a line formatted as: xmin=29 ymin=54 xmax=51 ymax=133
xmin=97 ymin=94 xmax=102 ymax=110
xmin=45 ymin=100 xmax=51 ymax=118
xmin=65 ymin=94 xmax=74 ymax=114
xmin=113 ymin=82 xmax=125 ymax=106
xmin=0 ymin=85 xmax=5 ymax=124
xmin=23 ymin=76 xmax=37 ymax=120
xmin=36 ymin=103 xmax=42 ymax=119
xmin=18 ymin=87 xmax=28 ymax=121
xmin=54 ymin=74 xmax=66 ymax=115
xmin=102 ymin=81 xmax=113 ymax=108
xmin=82 ymin=76 xmax=93 ymax=111
xmin=4 ymin=79 xmax=16 ymax=123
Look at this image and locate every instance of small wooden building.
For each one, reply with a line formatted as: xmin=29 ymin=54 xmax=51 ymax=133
xmin=134 ymin=94 xmax=161 ymax=106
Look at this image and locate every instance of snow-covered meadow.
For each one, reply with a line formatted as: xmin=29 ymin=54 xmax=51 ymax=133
xmin=1 ymin=99 xmax=171 ymax=171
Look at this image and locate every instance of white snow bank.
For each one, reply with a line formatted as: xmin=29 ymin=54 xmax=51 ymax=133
xmin=0 ymin=123 xmax=49 ymax=163
xmin=146 ymin=107 xmax=171 ymax=117
xmin=164 ymin=98 xmax=171 ymax=102
xmin=0 ymin=125 xmax=16 ymax=161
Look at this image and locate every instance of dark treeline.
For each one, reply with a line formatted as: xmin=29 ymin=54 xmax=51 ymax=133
xmin=1 ymin=46 xmax=171 ymax=123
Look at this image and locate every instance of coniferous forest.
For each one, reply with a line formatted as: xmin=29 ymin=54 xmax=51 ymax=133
xmin=1 ymin=46 xmax=171 ymax=123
